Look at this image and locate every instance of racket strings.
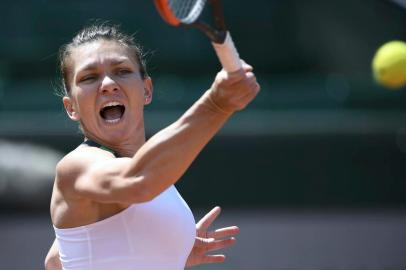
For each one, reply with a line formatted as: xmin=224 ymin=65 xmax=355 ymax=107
xmin=168 ymin=0 xmax=207 ymax=24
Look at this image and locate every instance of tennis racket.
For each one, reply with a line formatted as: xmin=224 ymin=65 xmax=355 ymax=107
xmin=153 ymin=0 xmax=242 ymax=72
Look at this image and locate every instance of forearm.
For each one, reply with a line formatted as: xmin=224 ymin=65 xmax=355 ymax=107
xmin=124 ymin=90 xmax=232 ymax=199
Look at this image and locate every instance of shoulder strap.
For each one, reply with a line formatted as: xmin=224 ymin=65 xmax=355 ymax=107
xmin=82 ymin=140 xmax=120 ymax=157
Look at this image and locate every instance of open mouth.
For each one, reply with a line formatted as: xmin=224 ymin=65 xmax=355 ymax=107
xmin=100 ymin=101 xmax=125 ymax=124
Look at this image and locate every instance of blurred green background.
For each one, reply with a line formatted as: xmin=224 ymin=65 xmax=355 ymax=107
xmin=1 ymin=0 xmax=406 ymax=269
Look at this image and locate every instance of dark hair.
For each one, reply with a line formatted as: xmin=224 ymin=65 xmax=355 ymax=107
xmin=58 ymin=23 xmax=148 ymax=96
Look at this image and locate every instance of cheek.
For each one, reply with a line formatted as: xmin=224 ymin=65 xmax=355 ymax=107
xmin=72 ymin=89 xmax=96 ymax=114
xmin=77 ymin=81 xmax=98 ymax=97
xmin=124 ymin=80 xmax=145 ymax=101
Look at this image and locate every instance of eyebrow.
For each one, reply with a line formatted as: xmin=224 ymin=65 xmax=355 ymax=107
xmin=77 ymin=59 xmax=130 ymax=73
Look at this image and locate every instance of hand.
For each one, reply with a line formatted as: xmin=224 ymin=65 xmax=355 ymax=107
xmin=209 ymin=61 xmax=260 ymax=114
xmin=185 ymin=206 xmax=240 ymax=268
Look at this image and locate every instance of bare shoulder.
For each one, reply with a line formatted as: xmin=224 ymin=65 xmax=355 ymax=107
xmin=55 ymin=145 xmax=115 ymax=196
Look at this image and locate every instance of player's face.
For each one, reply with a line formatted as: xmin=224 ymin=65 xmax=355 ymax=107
xmin=63 ymin=39 xmax=152 ymax=143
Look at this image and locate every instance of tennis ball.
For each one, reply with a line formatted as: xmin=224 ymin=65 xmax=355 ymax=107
xmin=372 ymin=40 xmax=406 ymax=89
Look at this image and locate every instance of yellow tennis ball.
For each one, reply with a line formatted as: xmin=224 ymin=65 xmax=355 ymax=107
xmin=372 ymin=40 xmax=406 ymax=89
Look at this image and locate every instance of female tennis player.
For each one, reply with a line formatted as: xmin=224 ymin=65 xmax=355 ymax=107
xmin=44 ymin=23 xmax=260 ymax=270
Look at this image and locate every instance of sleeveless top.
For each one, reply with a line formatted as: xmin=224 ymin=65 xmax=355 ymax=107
xmin=53 ymin=141 xmax=196 ymax=270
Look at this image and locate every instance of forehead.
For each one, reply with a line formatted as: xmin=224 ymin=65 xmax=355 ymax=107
xmin=70 ymin=40 xmax=138 ymax=73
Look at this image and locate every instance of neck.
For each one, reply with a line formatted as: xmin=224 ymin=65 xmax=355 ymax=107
xmin=84 ymin=131 xmax=146 ymax=158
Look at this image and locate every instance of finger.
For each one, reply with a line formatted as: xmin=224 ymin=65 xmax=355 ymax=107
xmin=196 ymin=206 xmax=221 ymax=230
xmin=193 ymin=235 xmax=237 ymax=249
xmin=207 ymin=226 xmax=240 ymax=239
xmin=201 ymin=255 xmax=226 ymax=264
xmin=193 ymin=236 xmax=213 ymax=247
xmin=245 ymin=71 xmax=256 ymax=81
xmin=243 ymin=74 xmax=260 ymax=91
xmin=216 ymin=61 xmax=254 ymax=84
xmin=241 ymin=61 xmax=253 ymax=72
xmin=255 ymin=81 xmax=261 ymax=92
xmin=217 ymin=67 xmax=254 ymax=86
xmin=209 ymin=238 xmax=237 ymax=252
xmin=248 ymin=77 xmax=260 ymax=92
xmin=240 ymin=81 xmax=260 ymax=104
xmin=226 ymin=71 xmax=256 ymax=88
xmin=240 ymin=59 xmax=253 ymax=69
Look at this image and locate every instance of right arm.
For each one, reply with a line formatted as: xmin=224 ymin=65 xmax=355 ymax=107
xmin=60 ymin=63 xmax=259 ymax=204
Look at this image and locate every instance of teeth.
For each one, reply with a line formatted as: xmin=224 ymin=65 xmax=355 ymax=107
xmin=105 ymin=118 xmax=121 ymax=124
xmin=102 ymin=101 xmax=123 ymax=108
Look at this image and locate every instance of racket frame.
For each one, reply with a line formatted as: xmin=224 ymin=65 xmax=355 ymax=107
xmin=154 ymin=0 xmax=242 ymax=72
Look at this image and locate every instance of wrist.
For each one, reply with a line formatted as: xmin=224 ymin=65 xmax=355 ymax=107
xmin=202 ymin=89 xmax=234 ymax=116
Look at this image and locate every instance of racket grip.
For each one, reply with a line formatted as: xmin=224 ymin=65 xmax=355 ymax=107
xmin=212 ymin=32 xmax=242 ymax=72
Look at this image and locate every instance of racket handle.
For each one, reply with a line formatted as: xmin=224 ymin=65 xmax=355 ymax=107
xmin=212 ymin=31 xmax=242 ymax=72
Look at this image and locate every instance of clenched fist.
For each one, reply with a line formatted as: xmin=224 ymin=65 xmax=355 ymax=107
xmin=208 ymin=61 xmax=260 ymax=114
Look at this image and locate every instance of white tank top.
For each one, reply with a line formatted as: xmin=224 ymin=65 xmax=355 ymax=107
xmin=54 ymin=185 xmax=196 ymax=270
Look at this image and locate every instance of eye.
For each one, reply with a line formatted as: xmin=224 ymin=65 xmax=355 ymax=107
xmin=116 ymin=68 xmax=132 ymax=76
xmin=79 ymin=74 xmax=98 ymax=83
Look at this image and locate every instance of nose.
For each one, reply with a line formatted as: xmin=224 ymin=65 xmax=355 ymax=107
xmin=99 ymin=74 xmax=118 ymax=94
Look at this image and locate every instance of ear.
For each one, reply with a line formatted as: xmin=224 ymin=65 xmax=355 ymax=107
xmin=63 ymin=96 xmax=80 ymax=121
xmin=143 ymin=76 xmax=153 ymax=105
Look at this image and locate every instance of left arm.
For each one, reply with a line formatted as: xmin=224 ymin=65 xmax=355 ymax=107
xmin=44 ymin=239 xmax=62 ymax=270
